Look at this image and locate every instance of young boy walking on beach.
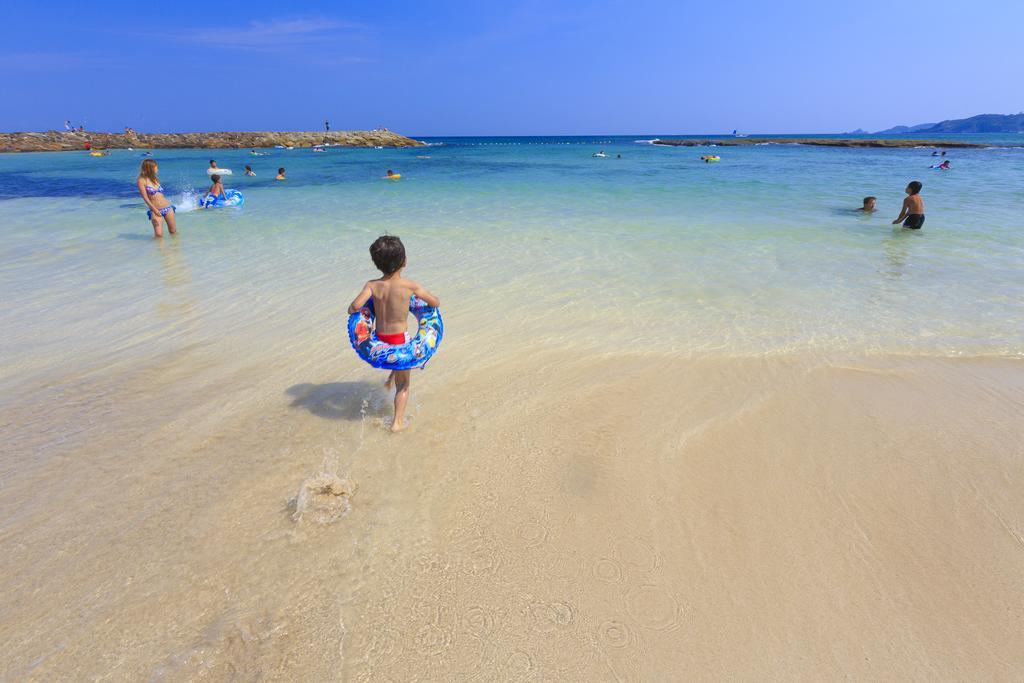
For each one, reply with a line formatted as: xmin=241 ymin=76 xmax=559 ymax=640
xmin=348 ymin=236 xmax=440 ymax=432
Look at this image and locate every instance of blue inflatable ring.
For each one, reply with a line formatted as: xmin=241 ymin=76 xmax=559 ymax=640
xmin=200 ymin=189 xmax=244 ymax=208
xmin=348 ymin=295 xmax=443 ymax=370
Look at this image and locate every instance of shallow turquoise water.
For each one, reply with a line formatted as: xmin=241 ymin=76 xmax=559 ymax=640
xmin=1 ymin=135 xmax=1023 ymax=398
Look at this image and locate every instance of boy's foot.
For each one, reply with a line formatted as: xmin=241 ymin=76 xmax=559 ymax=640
xmin=390 ymin=419 xmax=407 ymax=433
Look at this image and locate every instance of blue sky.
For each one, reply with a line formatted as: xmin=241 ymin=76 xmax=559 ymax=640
xmin=1 ymin=0 xmax=1020 ymax=135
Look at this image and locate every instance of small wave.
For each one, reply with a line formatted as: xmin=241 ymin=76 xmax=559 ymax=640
xmin=291 ymin=472 xmax=355 ymax=524
xmin=633 ymin=139 xmax=658 ymax=144
xmin=175 ymin=189 xmax=202 ymax=213
xmin=289 ymin=450 xmax=357 ymax=525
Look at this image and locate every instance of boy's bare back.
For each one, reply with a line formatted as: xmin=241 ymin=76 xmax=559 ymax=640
xmin=367 ymin=276 xmax=420 ymax=335
xmin=903 ymin=193 xmax=924 ymax=214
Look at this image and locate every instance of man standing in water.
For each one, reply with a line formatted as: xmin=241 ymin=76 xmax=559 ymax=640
xmin=893 ymin=181 xmax=925 ymax=229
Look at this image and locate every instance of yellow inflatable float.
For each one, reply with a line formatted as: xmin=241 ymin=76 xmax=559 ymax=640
xmin=700 ymin=155 xmax=720 ymax=162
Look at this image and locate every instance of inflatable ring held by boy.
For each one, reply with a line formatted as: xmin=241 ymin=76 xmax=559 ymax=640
xmin=347 ymin=295 xmax=444 ymax=370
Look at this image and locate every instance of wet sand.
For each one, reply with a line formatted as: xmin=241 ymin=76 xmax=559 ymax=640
xmin=2 ymin=349 xmax=1022 ymax=680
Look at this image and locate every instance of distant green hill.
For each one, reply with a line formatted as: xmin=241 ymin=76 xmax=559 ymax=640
xmin=875 ymin=123 xmax=936 ymax=134
xmin=926 ymin=113 xmax=1024 ymax=133
xmin=875 ymin=113 xmax=1024 ymax=134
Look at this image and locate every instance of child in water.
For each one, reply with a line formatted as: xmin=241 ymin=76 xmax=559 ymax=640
xmin=244 ymin=165 xmax=256 ymax=176
xmin=276 ymin=167 xmax=286 ymax=180
xmin=893 ymin=181 xmax=925 ymax=229
xmin=203 ymin=174 xmax=226 ymax=206
xmin=348 ymin=236 xmax=440 ymax=432
xmin=858 ymin=196 xmax=877 ymax=212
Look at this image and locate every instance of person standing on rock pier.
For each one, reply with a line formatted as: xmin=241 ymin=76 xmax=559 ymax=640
xmin=325 ymin=119 xmax=330 ymax=132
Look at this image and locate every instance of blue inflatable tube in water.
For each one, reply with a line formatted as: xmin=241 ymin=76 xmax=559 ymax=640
xmin=347 ymin=296 xmax=444 ymax=371
xmin=200 ymin=189 xmax=244 ymax=208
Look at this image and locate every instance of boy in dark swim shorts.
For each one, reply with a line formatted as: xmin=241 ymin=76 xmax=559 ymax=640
xmin=893 ymin=181 xmax=925 ymax=229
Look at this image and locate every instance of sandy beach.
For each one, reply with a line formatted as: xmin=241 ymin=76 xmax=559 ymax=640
xmin=2 ymin=348 xmax=1022 ymax=680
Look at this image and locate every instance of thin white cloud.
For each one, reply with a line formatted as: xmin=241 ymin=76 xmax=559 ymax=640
xmin=182 ymin=17 xmax=363 ymax=49
xmin=0 ymin=52 xmax=112 ymax=71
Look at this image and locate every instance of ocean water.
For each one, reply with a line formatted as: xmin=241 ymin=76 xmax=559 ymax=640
xmin=3 ymin=135 xmax=1024 ymax=679
xmin=2 ymin=135 xmax=1022 ymax=397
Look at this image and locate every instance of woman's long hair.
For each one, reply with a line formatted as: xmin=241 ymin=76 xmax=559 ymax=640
xmin=139 ymin=158 xmax=159 ymax=182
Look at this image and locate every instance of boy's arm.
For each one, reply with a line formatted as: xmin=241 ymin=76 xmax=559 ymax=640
xmin=410 ymin=281 xmax=440 ymax=307
xmin=347 ymin=282 xmax=373 ymax=314
xmin=893 ymin=197 xmax=910 ymax=224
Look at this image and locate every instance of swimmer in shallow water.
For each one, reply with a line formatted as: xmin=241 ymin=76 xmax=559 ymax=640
xmin=276 ymin=167 xmax=286 ymax=180
xmin=893 ymin=181 xmax=925 ymax=229
xmin=202 ymin=174 xmax=226 ymax=206
xmin=857 ymin=196 xmax=877 ymax=213
xmin=244 ymin=165 xmax=256 ymax=176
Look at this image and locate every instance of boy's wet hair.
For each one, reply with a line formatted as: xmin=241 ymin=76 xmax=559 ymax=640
xmin=210 ymin=174 xmax=221 ymax=183
xmin=278 ymin=167 xmax=285 ymax=174
xmin=209 ymin=160 xmax=216 ymax=165
xmin=863 ymin=196 xmax=876 ymax=204
xmin=370 ymin=235 xmax=406 ymax=275
xmin=908 ymin=181 xmax=923 ymax=194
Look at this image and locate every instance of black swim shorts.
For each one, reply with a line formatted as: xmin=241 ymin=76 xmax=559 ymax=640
xmin=903 ymin=214 xmax=925 ymax=230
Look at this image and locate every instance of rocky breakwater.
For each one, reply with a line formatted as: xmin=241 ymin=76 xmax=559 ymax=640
xmin=652 ymin=137 xmax=991 ymax=148
xmin=0 ymin=130 xmax=424 ymax=153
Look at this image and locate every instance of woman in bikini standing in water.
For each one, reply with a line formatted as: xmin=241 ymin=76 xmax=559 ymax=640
xmin=137 ymin=158 xmax=177 ymax=237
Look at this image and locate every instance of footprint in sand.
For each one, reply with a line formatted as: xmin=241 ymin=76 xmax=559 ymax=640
xmin=593 ymin=557 xmax=625 ymax=584
xmin=597 ymin=619 xmax=636 ymax=649
xmin=527 ymin=600 xmax=575 ymax=633
xmin=505 ymin=651 xmax=533 ymax=680
xmin=614 ymin=537 xmax=662 ymax=573
xmin=513 ymin=519 xmax=550 ymax=548
xmin=624 ymin=584 xmax=681 ymax=631
xmin=463 ymin=605 xmax=494 ymax=638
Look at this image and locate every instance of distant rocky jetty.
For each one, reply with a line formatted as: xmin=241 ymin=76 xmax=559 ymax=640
xmin=653 ymin=138 xmax=992 ymax=149
xmin=0 ymin=130 xmax=424 ymax=153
